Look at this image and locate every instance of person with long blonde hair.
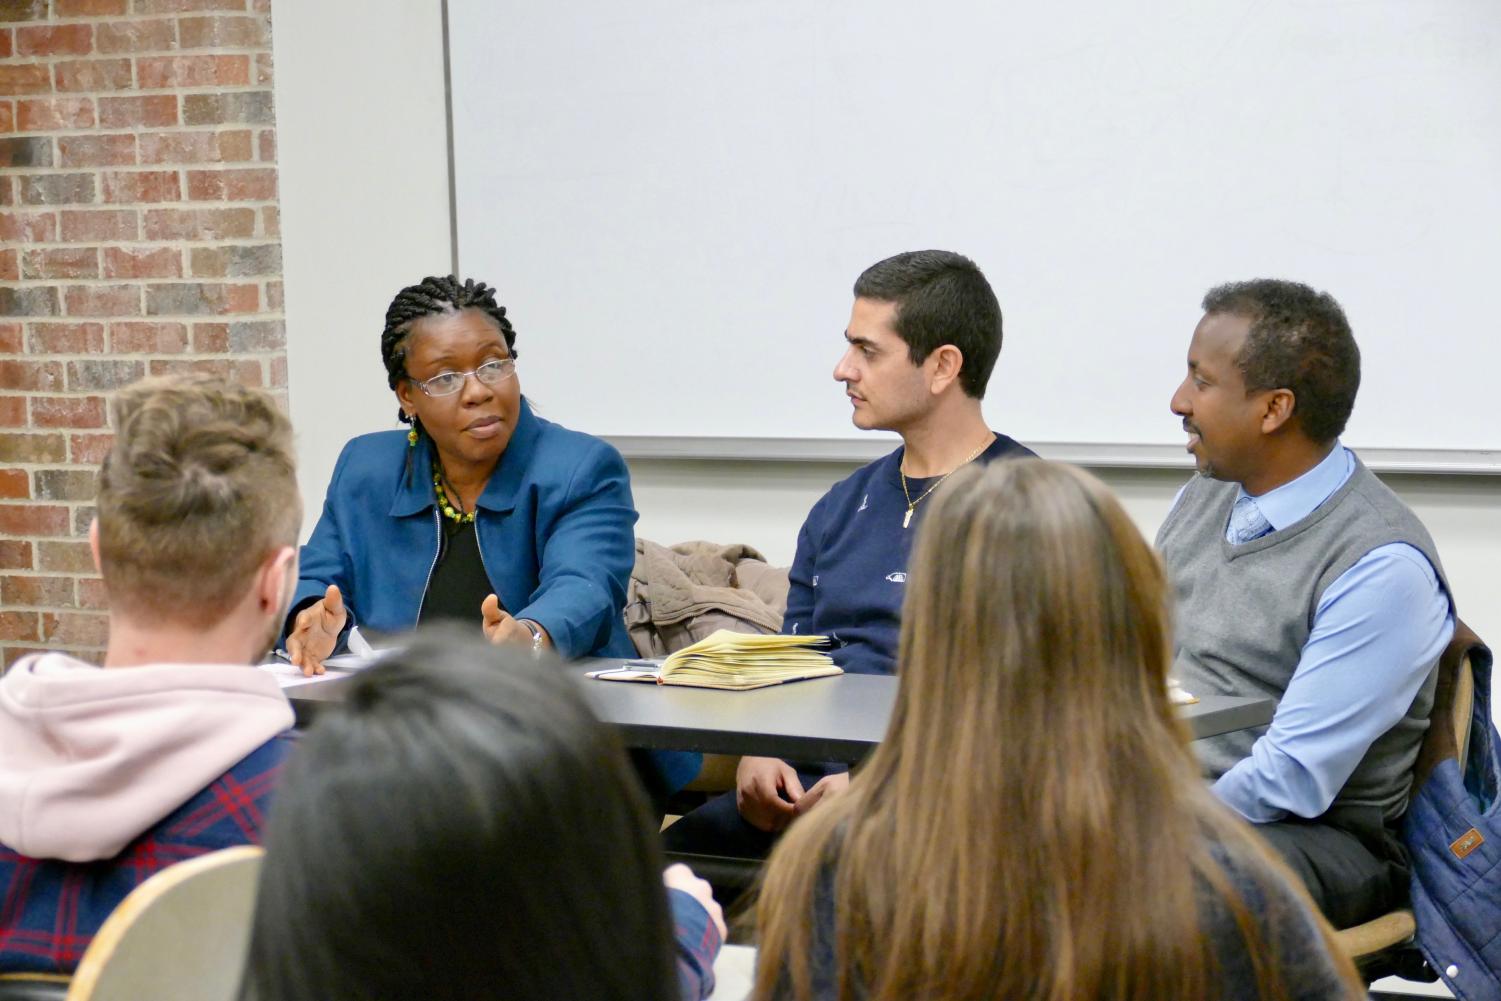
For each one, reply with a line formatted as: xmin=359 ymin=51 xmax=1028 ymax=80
xmin=752 ymin=460 xmax=1362 ymax=1001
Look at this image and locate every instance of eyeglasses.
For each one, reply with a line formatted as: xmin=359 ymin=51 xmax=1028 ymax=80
xmin=409 ymin=358 xmax=517 ymax=398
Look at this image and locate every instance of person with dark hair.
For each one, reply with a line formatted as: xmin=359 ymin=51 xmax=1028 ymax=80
xmin=285 ymin=275 xmax=636 ymax=667
xmin=1159 ymin=278 xmax=1455 ymax=929
xmin=664 ymin=250 xmax=1033 ymax=858
xmin=240 ymin=633 xmax=725 ymax=1001
xmin=283 ymin=275 xmax=699 ymax=794
xmin=0 ymin=375 xmax=302 ymax=974
xmin=754 ymin=459 xmax=1363 ymax=1001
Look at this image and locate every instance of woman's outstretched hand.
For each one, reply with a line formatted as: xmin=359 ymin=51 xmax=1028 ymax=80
xmin=482 ymin=593 xmax=548 ymax=650
xmin=287 ymin=584 xmax=346 ymax=676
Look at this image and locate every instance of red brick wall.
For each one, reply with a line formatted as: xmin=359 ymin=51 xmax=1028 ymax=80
xmin=1 ymin=0 xmax=285 ymax=667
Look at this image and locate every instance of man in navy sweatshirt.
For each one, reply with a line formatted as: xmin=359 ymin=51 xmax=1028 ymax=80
xmin=664 ymin=250 xmax=1034 ymax=858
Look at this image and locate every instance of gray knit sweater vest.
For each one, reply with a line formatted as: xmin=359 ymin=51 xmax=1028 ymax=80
xmin=1156 ymin=457 xmax=1449 ymax=821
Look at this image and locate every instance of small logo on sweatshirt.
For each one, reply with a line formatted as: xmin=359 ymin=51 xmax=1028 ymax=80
xmin=857 ymin=493 xmax=869 ymax=513
xmin=885 ymin=571 xmax=907 ymax=583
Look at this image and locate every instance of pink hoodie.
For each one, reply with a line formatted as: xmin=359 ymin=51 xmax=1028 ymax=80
xmin=0 ymin=652 xmax=294 ymax=862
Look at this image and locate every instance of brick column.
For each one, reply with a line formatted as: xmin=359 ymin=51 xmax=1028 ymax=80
xmin=1 ymin=0 xmax=286 ymax=667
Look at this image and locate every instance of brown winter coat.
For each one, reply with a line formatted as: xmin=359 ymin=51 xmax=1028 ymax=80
xmin=624 ymin=539 xmax=789 ymax=658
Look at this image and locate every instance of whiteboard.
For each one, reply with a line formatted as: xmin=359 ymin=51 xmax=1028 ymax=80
xmin=449 ymin=1 xmax=1501 ymax=466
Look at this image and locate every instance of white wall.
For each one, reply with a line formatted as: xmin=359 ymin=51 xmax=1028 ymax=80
xmin=272 ymin=0 xmax=453 ymax=528
xmin=273 ymin=2 xmax=1501 ymax=699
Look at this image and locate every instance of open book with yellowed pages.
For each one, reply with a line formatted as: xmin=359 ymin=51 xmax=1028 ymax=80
xmin=587 ymin=630 xmax=841 ymax=691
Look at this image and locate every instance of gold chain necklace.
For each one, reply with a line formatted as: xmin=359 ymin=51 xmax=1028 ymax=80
xmin=431 ymin=462 xmax=476 ymax=525
xmin=900 ymin=434 xmax=994 ymax=529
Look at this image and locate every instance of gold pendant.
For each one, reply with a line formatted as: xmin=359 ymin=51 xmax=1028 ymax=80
xmin=903 ymin=508 xmax=913 ymax=529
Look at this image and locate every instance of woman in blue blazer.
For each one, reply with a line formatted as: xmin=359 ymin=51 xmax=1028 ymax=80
xmin=284 ymin=275 xmax=640 ymax=671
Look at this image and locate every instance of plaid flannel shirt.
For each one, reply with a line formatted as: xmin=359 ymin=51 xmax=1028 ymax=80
xmin=0 ymin=731 xmax=296 ymax=975
xmin=669 ymin=886 xmax=722 ymax=1000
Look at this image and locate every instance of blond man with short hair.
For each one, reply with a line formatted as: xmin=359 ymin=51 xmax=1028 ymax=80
xmin=0 ymin=375 xmax=302 ymax=975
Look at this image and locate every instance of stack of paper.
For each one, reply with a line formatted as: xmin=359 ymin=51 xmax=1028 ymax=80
xmin=590 ymin=630 xmax=841 ymax=691
xmin=1167 ymin=677 xmax=1199 ymax=705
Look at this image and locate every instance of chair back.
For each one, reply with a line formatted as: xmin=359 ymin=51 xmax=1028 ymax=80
xmin=1410 ymin=622 xmax=1483 ymax=795
xmin=64 ymin=846 xmax=263 ymax=1001
xmin=1452 ymin=651 xmax=1475 ymax=778
xmin=0 ymin=974 xmax=69 ymax=1001
xmin=1334 ymin=624 xmax=1483 ymax=966
xmin=1400 ymin=622 xmax=1501 ymax=997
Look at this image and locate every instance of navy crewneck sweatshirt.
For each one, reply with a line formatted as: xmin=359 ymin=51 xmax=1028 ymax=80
xmin=783 ymin=432 xmax=1035 ymax=676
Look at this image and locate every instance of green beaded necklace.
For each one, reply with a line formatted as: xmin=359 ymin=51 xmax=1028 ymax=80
xmin=431 ymin=463 xmax=475 ymax=525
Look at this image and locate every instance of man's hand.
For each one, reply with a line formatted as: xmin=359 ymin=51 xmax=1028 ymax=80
xmin=793 ymin=772 xmax=849 ymax=816
xmin=735 ymin=756 xmax=804 ymax=832
xmin=663 ymin=864 xmax=726 ymax=940
xmin=286 ymin=584 xmax=345 ymax=676
xmin=482 ymin=593 xmax=538 ymax=647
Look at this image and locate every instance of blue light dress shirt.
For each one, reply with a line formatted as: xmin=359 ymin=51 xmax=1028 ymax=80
xmin=1170 ymin=445 xmax=1455 ymax=823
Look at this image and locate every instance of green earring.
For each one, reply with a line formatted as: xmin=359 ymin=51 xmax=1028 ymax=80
xmin=407 ymin=427 xmax=418 ymax=447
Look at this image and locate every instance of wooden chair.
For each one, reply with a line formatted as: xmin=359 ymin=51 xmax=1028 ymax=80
xmin=1333 ymin=632 xmax=1479 ymax=983
xmin=0 ymin=974 xmax=69 ymax=1001
xmin=685 ymin=754 xmax=742 ymax=794
xmin=63 ymin=846 xmax=263 ymax=1001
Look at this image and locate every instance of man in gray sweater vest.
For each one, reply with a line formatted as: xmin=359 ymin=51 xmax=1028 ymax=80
xmin=1156 ymin=279 xmax=1454 ymax=929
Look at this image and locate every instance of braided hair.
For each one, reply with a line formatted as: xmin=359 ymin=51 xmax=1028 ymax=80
xmin=380 ymin=276 xmax=519 ymax=425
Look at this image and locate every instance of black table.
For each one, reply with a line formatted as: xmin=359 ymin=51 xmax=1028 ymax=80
xmin=285 ymin=659 xmax=1274 ymax=764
